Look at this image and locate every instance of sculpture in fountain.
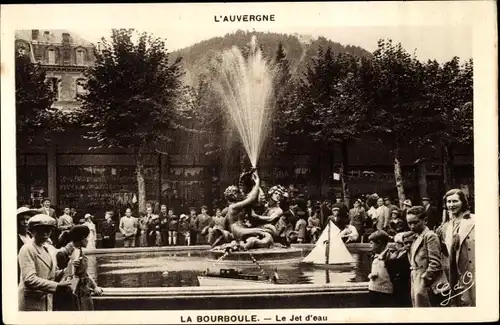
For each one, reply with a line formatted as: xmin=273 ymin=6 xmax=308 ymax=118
xmin=206 ymin=168 xmax=301 ymax=255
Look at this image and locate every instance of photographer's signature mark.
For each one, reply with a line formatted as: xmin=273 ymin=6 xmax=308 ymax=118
xmin=436 ymin=271 xmax=474 ymax=306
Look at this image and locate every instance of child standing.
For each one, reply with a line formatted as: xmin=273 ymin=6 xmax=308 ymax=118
xmin=56 ymin=225 xmax=103 ymax=310
xmin=178 ymin=214 xmax=191 ymax=246
xmin=406 ymin=206 xmax=446 ymax=307
xmin=367 ymin=230 xmax=393 ymax=307
xmin=386 ymin=231 xmax=415 ymax=307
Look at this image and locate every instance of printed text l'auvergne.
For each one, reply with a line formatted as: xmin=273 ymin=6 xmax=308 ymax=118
xmin=214 ymin=14 xmax=275 ymax=22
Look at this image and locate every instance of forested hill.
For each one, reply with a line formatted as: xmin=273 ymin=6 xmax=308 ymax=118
xmin=170 ymin=29 xmax=372 ymax=86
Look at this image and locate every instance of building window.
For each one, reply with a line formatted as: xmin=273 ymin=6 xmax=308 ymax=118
xmin=76 ymin=49 xmax=85 ymax=65
xmin=47 ymin=48 xmax=56 ymax=64
xmin=49 ymin=77 xmax=60 ymax=100
xmin=76 ymin=78 xmax=86 ymax=97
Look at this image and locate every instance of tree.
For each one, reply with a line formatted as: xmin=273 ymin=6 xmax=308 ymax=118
xmin=15 ymin=50 xmax=56 ymax=148
xmin=290 ymin=47 xmax=366 ymax=204
xmin=324 ymin=54 xmax=370 ymax=206
xmin=78 ymin=29 xmax=188 ymax=213
xmin=364 ymin=39 xmax=428 ymax=206
xmin=419 ymin=57 xmax=473 ymax=190
xmin=269 ymin=43 xmax=295 ymax=162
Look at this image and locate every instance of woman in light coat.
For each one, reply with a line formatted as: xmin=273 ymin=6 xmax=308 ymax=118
xmin=18 ymin=214 xmax=71 ymax=311
xmin=436 ymin=189 xmax=475 ymax=307
xmin=83 ymin=214 xmax=96 ymax=249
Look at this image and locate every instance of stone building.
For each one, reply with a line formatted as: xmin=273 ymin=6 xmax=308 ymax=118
xmin=15 ymin=29 xmax=474 ymax=218
xmin=15 ymin=29 xmax=95 ymax=111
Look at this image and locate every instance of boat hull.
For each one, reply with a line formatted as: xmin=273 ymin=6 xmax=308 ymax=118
xmin=208 ymin=247 xmax=304 ymax=266
xmin=198 ymin=276 xmax=272 ymax=287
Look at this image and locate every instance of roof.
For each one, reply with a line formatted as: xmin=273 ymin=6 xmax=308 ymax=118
xmin=15 ymin=29 xmax=94 ymax=48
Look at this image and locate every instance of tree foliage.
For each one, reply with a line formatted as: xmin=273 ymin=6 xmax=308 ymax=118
xmin=15 ymin=52 xmax=56 ymax=147
xmin=78 ymin=28 xmax=188 ymax=212
xmin=79 ymin=29 xmax=187 ymax=152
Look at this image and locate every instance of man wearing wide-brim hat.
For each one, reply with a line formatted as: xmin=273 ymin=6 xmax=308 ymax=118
xmin=17 ymin=207 xmax=39 ymax=251
xmin=401 ymin=199 xmax=412 ymax=221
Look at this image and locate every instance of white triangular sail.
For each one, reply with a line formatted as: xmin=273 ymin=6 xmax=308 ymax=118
xmin=302 ymin=221 xmax=354 ymax=264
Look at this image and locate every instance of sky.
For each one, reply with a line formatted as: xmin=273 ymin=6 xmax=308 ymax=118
xmin=72 ymin=25 xmax=472 ymax=63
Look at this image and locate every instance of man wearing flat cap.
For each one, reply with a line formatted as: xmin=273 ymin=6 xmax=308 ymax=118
xmin=17 ymin=207 xmax=39 ymax=282
xmin=18 ymin=214 xmax=72 ymax=311
xmin=38 ymin=198 xmax=58 ymax=246
xmin=421 ymin=196 xmax=439 ymax=230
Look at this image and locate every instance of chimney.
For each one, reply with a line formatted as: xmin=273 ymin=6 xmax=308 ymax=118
xmin=44 ymin=31 xmax=50 ymax=36
xmin=32 ymin=29 xmax=39 ymax=41
xmin=62 ymin=32 xmax=71 ymax=45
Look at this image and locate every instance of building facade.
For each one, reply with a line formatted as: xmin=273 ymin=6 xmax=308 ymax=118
xmin=15 ymin=29 xmax=474 ymax=218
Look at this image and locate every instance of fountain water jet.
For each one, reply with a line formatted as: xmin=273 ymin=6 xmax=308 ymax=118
xmin=212 ymin=36 xmax=275 ymax=167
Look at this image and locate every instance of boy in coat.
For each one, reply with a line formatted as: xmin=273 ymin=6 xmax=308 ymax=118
xmin=406 ymin=206 xmax=447 ymax=307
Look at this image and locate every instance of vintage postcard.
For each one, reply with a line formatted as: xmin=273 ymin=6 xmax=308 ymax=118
xmin=1 ymin=1 xmax=498 ymax=324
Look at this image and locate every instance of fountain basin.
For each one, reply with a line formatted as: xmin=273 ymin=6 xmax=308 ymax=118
xmin=93 ymin=282 xmax=370 ymax=310
xmin=85 ymin=244 xmax=373 ymax=309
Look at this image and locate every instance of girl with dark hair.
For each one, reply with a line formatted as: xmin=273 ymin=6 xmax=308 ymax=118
xmin=436 ymin=189 xmax=475 ymax=307
xmin=55 ymin=225 xmax=103 ymax=310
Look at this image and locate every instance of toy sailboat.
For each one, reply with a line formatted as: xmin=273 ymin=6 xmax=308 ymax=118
xmin=302 ymin=221 xmax=355 ymax=265
xmin=197 ymin=268 xmax=279 ymax=287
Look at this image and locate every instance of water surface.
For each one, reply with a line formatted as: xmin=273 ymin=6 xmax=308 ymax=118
xmin=88 ymin=249 xmax=372 ymax=288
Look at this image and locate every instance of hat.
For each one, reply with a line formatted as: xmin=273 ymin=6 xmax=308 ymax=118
xmin=180 ymin=214 xmax=189 ymax=221
xmin=384 ymin=197 xmax=390 ymax=201
xmin=27 ymin=214 xmax=56 ymax=229
xmin=331 ymin=207 xmax=340 ymax=212
xmin=368 ymin=230 xmax=390 ymax=244
xmin=402 ymin=199 xmax=412 ymax=207
xmin=84 ymin=213 xmax=92 ymax=220
xmin=422 ymin=196 xmax=430 ymax=201
xmin=68 ymin=225 xmax=90 ymax=242
xmin=355 ymin=198 xmax=363 ymax=205
xmin=42 ymin=197 xmax=51 ymax=203
xmin=17 ymin=207 xmax=39 ymax=217
xmin=391 ymin=209 xmax=401 ymax=216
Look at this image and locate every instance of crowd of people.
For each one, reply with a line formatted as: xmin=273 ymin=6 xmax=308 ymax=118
xmin=17 ymin=188 xmax=458 ymax=250
xmin=16 ymin=184 xmax=474 ymax=310
xmin=366 ymin=188 xmax=475 ymax=308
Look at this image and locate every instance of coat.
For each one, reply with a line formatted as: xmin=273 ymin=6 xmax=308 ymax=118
xmin=18 ymin=242 xmax=60 ymax=311
xmin=375 ymin=206 xmax=390 ymax=230
xmin=386 ymin=250 xmax=412 ymax=307
xmin=437 ymin=214 xmax=475 ymax=306
xmin=425 ymin=205 xmax=440 ymax=230
xmin=408 ymin=226 xmax=447 ymax=307
xmin=38 ymin=207 xmax=56 ymax=219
